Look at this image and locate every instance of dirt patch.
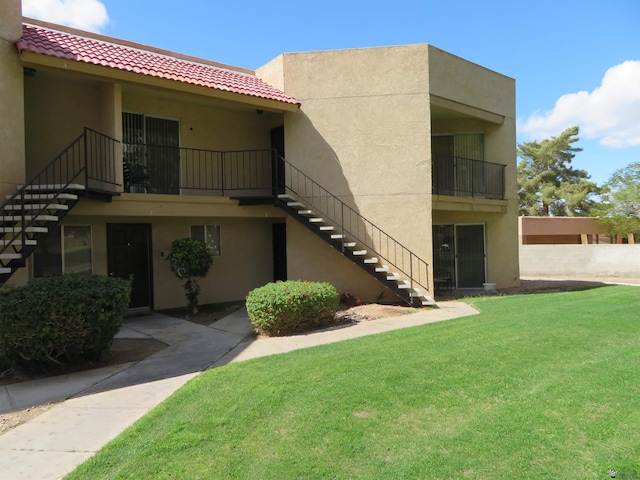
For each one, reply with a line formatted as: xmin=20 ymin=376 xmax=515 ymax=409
xmin=0 ymin=403 xmax=54 ymax=436
xmin=337 ymin=303 xmax=419 ymax=321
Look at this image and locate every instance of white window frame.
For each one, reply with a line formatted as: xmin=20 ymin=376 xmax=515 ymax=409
xmin=190 ymin=225 xmax=221 ymax=256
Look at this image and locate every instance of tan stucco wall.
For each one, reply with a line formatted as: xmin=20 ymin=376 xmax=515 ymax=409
xmin=152 ymin=216 xmax=275 ymax=309
xmin=36 ymin=214 xmax=277 ymax=310
xmin=24 ymin=74 xmax=103 ymax=175
xmin=23 ymin=70 xmax=282 ymax=182
xmin=67 ymin=197 xmax=284 ymax=309
xmin=0 ymin=0 xmax=25 ymax=197
xmin=259 ymin=46 xmax=434 ymax=297
xmin=72 ymin=194 xmax=286 ymax=218
xmin=122 ymin=90 xmax=277 ymax=151
xmin=287 ymin=220 xmax=402 ymax=304
xmin=432 ymin=210 xmax=519 ymax=287
xmin=429 ymin=46 xmax=518 ymax=289
xmin=259 ymin=44 xmax=518 ymax=294
xmin=427 ymin=46 xmax=514 ymax=119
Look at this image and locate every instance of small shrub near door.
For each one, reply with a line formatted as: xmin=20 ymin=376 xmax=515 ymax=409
xmin=166 ymin=238 xmax=214 ymax=314
xmin=246 ymin=280 xmax=339 ymax=336
xmin=0 ymin=274 xmax=131 ymax=373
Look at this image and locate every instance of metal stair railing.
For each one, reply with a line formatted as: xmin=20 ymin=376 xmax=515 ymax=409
xmin=276 ymin=157 xmax=429 ymax=296
xmin=0 ymin=128 xmax=120 ymax=272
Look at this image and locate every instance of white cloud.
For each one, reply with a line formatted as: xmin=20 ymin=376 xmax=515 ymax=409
xmin=23 ymin=0 xmax=109 ymax=33
xmin=520 ymin=60 xmax=640 ymax=148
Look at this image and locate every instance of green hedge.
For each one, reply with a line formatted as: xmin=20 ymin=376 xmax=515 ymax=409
xmin=0 ymin=274 xmax=131 ymax=372
xmin=246 ymin=280 xmax=338 ymax=336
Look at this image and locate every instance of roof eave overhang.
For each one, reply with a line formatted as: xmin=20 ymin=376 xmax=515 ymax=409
xmin=19 ymin=50 xmax=300 ymax=112
xmin=430 ymin=95 xmax=504 ymax=124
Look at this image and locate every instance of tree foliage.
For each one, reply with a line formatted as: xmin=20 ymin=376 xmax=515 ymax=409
xmin=167 ymin=238 xmax=214 ymax=314
xmin=517 ymin=126 xmax=600 ymax=216
xmin=591 ymin=162 xmax=640 ymax=236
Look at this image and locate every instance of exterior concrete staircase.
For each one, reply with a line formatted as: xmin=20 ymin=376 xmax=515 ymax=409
xmin=276 ymin=192 xmax=436 ymax=307
xmin=0 ymin=128 xmax=119 ymax=286
xmin=0 ymin=185 xmax=86 ymax=283
xmin=257 ymin=157 xmax=436 ymax=307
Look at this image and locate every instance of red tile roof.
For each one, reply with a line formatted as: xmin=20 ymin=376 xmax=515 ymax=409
xmin=17 ymin=23 xmax=298 ymax=106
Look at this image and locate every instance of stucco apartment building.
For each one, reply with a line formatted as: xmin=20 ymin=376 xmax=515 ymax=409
xmin=0 ymin=0 xmax=519 ymax=310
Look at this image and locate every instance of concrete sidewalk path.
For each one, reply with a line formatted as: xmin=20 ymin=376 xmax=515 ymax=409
xmin=0 ymin=301 xmax=477 ymax=480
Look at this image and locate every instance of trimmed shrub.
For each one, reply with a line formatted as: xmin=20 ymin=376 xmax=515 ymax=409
xmin=166 ymin=238 xmax=214 ymax=314
xmin=0 ymin=274 xmax=131 ymax=372
xmin=246 ymin=280 xmax=339 ymax=336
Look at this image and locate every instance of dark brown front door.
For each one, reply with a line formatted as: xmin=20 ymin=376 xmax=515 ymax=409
xmin=272 ymin=222 xmax=287 ymax=282
xmin=107 ymin=224 xmax=153 ymax=309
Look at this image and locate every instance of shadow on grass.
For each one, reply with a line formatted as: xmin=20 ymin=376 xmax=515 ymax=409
xmin=436 ymin=279 xmax=612 ymax=301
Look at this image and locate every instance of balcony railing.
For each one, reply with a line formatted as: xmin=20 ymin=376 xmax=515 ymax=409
xmin=123 ymin=144 xmax=275 ymax=196
xmin=432 ymin=153 xmax=505 ymax=199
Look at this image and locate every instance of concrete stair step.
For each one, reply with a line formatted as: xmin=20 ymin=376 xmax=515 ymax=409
xmin=0 ymin=239 xmax=37 ymax=246
xmin=4 ymin=203 xmax=68 ymax=211
xmin=0 ymin=226 xmax=47 ymax=233
xmin=1 ymin=214 xmax=59 ymax=222
xmin=0 ymin=252 xmax=22 ymax=260
xmin=7 ymin=192 xmax=78 ymax=201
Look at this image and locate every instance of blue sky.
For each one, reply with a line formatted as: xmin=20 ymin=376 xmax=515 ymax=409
xmin=23 ymin=0 xmax=640 ymax=185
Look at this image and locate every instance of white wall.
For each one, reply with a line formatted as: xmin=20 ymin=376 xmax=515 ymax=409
xmin=520 ymin=245 xmax=640 ymax=278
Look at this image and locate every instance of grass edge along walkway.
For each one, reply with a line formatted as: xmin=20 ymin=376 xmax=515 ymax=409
xmin=67 ymin=285 xmax=640 ymax=480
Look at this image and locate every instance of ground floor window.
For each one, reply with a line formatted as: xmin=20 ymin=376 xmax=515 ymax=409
xmin=433 ymin=223 xmax=486 ymax=289
xmin=33 ymin=225 xmax=92 ymax=277
xmin=191 ymin=225 xmax=221 ymax=256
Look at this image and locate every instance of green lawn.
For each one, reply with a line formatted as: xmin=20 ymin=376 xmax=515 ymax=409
xmin=67 ymin=286 xmax=640 ymax=479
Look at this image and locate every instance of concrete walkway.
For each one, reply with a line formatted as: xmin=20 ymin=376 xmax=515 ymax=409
xmin=0 ymin=302 xmax=478 ymax=480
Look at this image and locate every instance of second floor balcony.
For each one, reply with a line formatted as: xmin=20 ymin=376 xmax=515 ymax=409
xmin=431 ymin=153 xmax=505 ymax=200
xmin=123 ymin=143 xmax=277 ymax=197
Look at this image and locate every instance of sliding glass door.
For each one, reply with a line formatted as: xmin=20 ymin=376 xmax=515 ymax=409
xmin=433 ymin=223 xmax=486 ymax=288
xmin=123 ymin=113 xmax=180 ymax=194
